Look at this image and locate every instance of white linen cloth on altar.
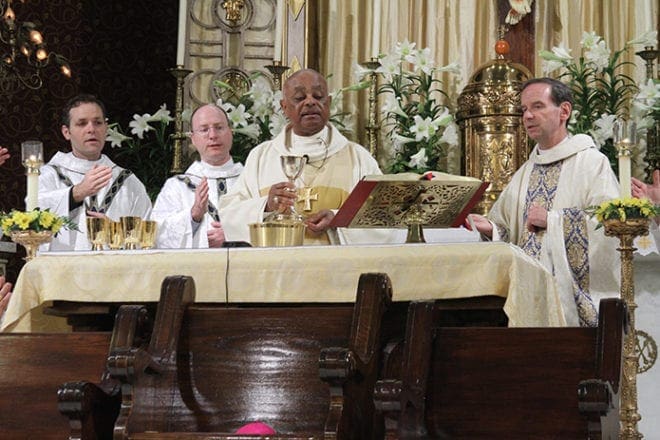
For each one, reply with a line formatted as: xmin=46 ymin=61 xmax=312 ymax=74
xmin=150 ymin=159 xmax=244 ymax=248
xmin=1 ymin=242 xmax=566 ymax=332
xmin=38 ymin=152 xmax=152 ymax=251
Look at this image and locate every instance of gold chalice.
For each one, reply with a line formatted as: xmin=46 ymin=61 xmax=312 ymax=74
xmin=86 ymin=217 xmax=109 ymax=251
xmin=120 ymin=216 xmax=142 ymax=250
xmin=140 ymin=220 xmax=157 ymax=249
xmin=109 ymin=221 xmax=124 ymax=250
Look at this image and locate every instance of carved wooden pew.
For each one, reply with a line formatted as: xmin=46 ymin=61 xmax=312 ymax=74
xmin=374 ymin=298 xmax=626 ymax=440
xmin=60 ymin=273 xmax=392 ymax=439
xmin=0 ymin=332 xmax=111 ymax=440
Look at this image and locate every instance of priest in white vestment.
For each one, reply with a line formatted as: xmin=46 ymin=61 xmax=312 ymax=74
xmin=218 ymin=69 xmax=382 ymax=245
xmin=468 ymin=78 xmax=620 ymax=327
xmin=37 ymin=94 xmax=152 ymax=251
xmin=150 ymin=104 xmax=243 ymax=248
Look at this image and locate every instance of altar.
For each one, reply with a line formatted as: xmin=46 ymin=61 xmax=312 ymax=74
xmin=1 ymin=242 xmax=567 ymax=332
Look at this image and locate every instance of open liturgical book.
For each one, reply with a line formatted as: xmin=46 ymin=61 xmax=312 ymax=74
xmin=330 ymin=171 xmax=488 ymax=229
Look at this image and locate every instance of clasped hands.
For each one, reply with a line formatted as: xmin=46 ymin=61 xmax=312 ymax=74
xmin=266 ymin=182 xmax=333 ymax=233
xmin=191 ymin=178 xmax=225 ymax=247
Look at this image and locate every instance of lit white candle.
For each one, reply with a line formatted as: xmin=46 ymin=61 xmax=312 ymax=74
xmin=176 ymin=0 xmax=188 ymax=65
xmin=619 ymin=148 xmax=631 ymax=199
xmin=26 ymin=172 xmax=38 ymax=211
xmin=274 ymin=0 xmax=285 ymax=62
xmin=371 ymin=1 xmax=381 ymax=59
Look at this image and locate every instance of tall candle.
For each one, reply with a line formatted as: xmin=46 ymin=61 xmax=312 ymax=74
xmin=371 ymin=1 xmax=381 ymax=59
xmin=619 ymin=150 xmax=632 ymax=198
xmin=176 ymin=0 xmax=188 ymax=65
xmin=26 ymin=170 xmax=38 ymax=211
xmin=274 ymin=0 xmax=285 ymax=62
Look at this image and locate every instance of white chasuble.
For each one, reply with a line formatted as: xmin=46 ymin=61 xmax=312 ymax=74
xmin=218 ymin=124 xmax=382 ymax=245
xmin=488 ymin=135 xmax=621 ymax=326
xmin=150 ymin=159 xmax=243 ymax=248
xmin=37 ymin=152 xmax=152 ymax=251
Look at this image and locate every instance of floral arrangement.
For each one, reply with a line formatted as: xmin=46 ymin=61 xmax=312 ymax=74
xmin=0 ymin=208 xmax=77 ymax=237
xmin=539 ymin=30 xmax=657 ymax=175
xmin=106 ymin=104 xmax=178 ymax=200
xmin=361 ymin=40 xmax=461 ymax=174
xmin=591 ymin=197 xmax=659 ymax=226
xmin=215 ymin=74 xmax=365 ymax=164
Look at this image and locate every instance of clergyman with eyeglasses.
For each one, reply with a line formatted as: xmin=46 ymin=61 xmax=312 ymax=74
xmin=36 ymin=94 xmax=152 ymax=251
xmin=150 ymin=104 xmax=244 ymax=248
xmin=218 ymin=69 xmax=382 ymax=245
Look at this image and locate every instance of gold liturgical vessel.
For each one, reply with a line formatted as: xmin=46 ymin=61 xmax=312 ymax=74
xmin=456 ymin=36 xmax=532 ymax=214
xmin=249 ymin=155 xmax=306 ymax=247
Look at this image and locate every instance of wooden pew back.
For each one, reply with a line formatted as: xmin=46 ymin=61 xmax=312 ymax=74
xmin=375 ymin=298 xmax=625 ymax=439
xmin=105 ymin=273 xmax=392 ymax=439
xmin=0 ymin=332 xmax=111 ymax=440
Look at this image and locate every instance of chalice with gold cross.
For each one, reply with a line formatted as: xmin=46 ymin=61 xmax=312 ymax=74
xmin=277 ymin=155 xmax=308 ymax=222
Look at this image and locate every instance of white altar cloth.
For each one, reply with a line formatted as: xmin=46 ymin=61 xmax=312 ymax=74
xmin=1 ymin=242 xmax=566 ymax=332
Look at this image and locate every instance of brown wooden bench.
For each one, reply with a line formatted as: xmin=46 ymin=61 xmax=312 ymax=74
xmin=0 ymin=332 xmax=112 ymax=440
xmin=59 ymin=272 xmax=393 ymax=439
xmin=374 ymin=298 xmax=626 ymax=439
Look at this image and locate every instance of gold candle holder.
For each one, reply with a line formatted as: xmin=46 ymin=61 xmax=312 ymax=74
xmin=168 ymin=66 xmax=193 ymax=174
xmin=360 ymin=58 xmax=381 ymax=159
xmin=603 ymin=217 xmax=650 ymax=440
xmin=265 ymin=60 xmax=290 ymax=91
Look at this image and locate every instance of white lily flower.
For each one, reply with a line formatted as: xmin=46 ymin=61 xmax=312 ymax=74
xmin=408 ymin=148 xmax=428 ymax=169
xmin=353 ymin=62 xmax=373 ymax=82
xmin=106 ymin=126 xmax=131 ymax=148
xmin=436 ymin=61 xmax=462 ymax=76
xmin=590 ymin=114 xmax=617 ymax=147
xmin=580 ymin=31 xmax=601 ymax=50
xmin=410 ymin=115 xmax=436 ymax=141
xmin=539 ymin=44 xmax=572 ymax=62
xmin=584 ymin=40 xmax=610 ymax=71
xmin=439 ymin=122 xmax=459 ymax=146
xmin=431 ymin=107 xmax=453 ymax=129
xmin=542 ymin=59 xmax=565 ymax=74
xmin=409 ymin=47 xmax=434 ymax=75
xmin=129 ymin=113 xmax=155 ymax=139
xmin=234 ymin=123 xmax=261 ymax=140
xmin=149 ymin=104 xmax=174 ymax=124
xmin=227 ymin=103 xmax=251 ymax=128
xmin=395 ymin=40 xmax=416 ymax=59
xmin=269 ymin=113 xmax=287 ymax=137
xmin=381 ymin=95 xmax=408 ymax=119
xmin=627 ymin=30 xmax=658 ymax=47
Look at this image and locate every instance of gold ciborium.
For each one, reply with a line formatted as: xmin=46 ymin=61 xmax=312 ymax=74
xmin=121 ymin=216 xmax=142 ymax=250
xmin=10 ymin=230 xmax=53 ymax=262
xmin=86 ymin=217 xmax=109 ymax=251
xmin=140 ymin=220 xmax=157 ymax=249
xmin=109 ymin=221 xmax=124 ymax=250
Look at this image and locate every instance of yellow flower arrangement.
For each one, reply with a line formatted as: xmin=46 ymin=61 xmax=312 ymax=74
xmin=591 ymin=197 xmax=659 ymax=225
xmin=0 ymin=209 xmax=77 ymax=237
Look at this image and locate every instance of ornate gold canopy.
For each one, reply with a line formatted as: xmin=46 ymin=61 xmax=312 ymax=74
xmin=456 ymin=45 xmax=532 ymax=214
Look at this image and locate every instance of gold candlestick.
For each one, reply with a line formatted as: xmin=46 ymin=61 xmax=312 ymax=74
xmin=604 ymin=218 xmax=650 ymax=440
xmin=168 ymin=65 xmax=193 ymax=174
xmin=265 ymin=61 xmax=290 ymax=91
xmin=360 ymin=58 xmax=380 ymax=158
xmin=635 ymin=46 xmax=659 ymax=176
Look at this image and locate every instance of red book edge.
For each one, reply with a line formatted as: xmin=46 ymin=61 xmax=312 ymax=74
xmin=328 ymin=179 xmax=378 ymax=228
xmin=450 ymin=181 xmax=490 ymax=227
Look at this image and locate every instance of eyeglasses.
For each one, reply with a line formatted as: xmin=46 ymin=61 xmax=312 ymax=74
xmin=191 ymin=125 xmax=228 ymax=137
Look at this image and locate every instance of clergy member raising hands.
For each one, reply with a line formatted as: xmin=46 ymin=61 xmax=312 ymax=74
xmin=219 ymin=68 xmax=381 ymax=245
xmin=37 ymin=94 xmax=152 ymax=251
xmin=466 ymin=78 xmax=620 ymax=327
xmin=150 ymin=104 xmax=244 ymax=248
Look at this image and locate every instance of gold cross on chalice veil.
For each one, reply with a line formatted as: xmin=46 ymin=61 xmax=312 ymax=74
xmin=297 ymin=186 xmax=318 ymax=211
